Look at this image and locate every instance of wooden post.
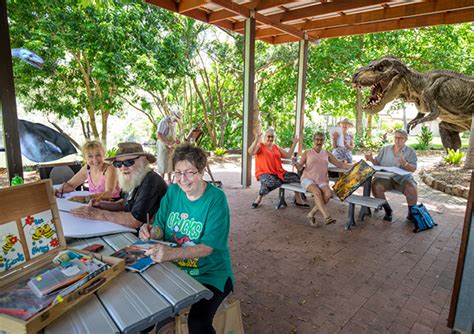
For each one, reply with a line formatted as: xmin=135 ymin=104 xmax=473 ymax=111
xmin=295 ymin=39 xmax=308 ymax=155
xmin=0 ymin=0 xmax=23 ymax=182
xmin=241 ymin=14 xmax=255 ymax=187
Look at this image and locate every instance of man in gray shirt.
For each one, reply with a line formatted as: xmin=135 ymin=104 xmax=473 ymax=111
xmin=365 ymin=129 xmax=418 ymax=222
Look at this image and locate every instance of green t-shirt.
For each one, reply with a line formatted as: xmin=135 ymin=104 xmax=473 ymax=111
xmin=154 ymin=183 xmax=234 ymax=292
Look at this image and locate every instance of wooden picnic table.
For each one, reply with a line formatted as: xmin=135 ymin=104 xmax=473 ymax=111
xmin=44 ymin=233 xmax=212 ymax=334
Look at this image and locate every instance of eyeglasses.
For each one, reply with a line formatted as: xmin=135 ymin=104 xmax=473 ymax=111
xmin=112 ymin=156 xmax=140 ymax=168
xmin=174 ymin=170 xmax=199 ymax=179
xmin=266 ymin=136 xmax=274 ymax=139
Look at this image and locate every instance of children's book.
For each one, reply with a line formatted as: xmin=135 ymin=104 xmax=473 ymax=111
xmin=0 ymin=221 xmax=27 ymax=272
xmin=333 ymin=159 xmax=376 ymax=201
xmin=21 ymin=210 xmax=59 ymax=259
xmin=111 ymin=240 xmax=177 ymax=272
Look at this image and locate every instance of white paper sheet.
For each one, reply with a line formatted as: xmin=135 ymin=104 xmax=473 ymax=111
xmin=372 ymin=165 xmax=411 ymax=176
xmin=59 ymin=211 xmax=136 ymax=238
xmin=56 ymin=198 xmax=87 ymax=212
xmin=328 ymin=126 xmax=343 ymax=147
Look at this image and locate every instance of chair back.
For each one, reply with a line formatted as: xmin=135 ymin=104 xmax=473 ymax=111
xmin=49 ymin=166 xmax=75 ymax=185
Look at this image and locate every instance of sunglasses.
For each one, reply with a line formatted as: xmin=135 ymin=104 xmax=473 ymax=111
xmin=112 ymin=156 xmax=140 ymax=168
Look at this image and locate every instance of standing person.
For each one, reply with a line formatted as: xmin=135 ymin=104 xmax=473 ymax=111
xmin=71 ymin=142 xmax=168 ymax=229
xmin=156 ymin=109 xmax=182 ymax=183
xmin=139 ymin=143 xmax=233 ymax=334
xmin=295 ymin=131 xmax=351 ymax=226
xmin=248 ymin=127 xmax=308 ymax=208
xmin=332 ymin=118 xmax=354 ymax=163
xmin=365 ymin=129 xmax=418 ymax=222
xmin=54 ymin=140 xmax=120 ymax=203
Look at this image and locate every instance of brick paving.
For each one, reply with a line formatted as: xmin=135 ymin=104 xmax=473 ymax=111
xmin=209 ymin=153 xmax=466 ymax=333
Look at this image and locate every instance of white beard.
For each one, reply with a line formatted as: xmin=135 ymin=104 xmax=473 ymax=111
xmin=118 ymin=166 xmax=152 ymax=194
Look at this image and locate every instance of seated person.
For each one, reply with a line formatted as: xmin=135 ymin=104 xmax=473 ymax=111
xmin=295 ymin=131 xmax=351 ymax=226
xmin=71 ymin=142 xmax=168 ymax=228
xmin=248 ymin=127 xmax=307 ymax=208
xmin=54 ymin=140 xmax=120 ymax=202
xmin=332 ymin=118 xmax=354 ymax=163
xmin=365 ymin=129 xmax=417 ymax=222
xmin=139 ymin=143 xmax=233 ymax=334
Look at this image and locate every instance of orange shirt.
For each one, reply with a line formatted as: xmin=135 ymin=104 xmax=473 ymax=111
xmin=255 ymin=143 xmax=286 ymax=181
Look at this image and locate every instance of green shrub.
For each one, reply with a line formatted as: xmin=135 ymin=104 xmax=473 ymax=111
xmin=106 ymin=147 xmax=118 ymax=158
xmin=354 ymin=132 xmax=383 ymax=151
xmin=415 ymin=126 xmax=433 ymax=150
xmin=444 ymin=148 xmax=464 ymax=165
xmin=214 ymin=147 xmax=226 ymax=156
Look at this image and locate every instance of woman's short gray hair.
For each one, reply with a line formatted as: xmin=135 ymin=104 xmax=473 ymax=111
xmin=265 ymin=127 xmax=275 ymax=136
xmin=394 ymin=129 xmax=408 ymax=138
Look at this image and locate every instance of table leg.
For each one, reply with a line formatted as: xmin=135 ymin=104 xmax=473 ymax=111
xmin=358 ymin=177 xmax=372 ymax=220
xmin=277 ymin=188 xmax=287 ymax=209
xmin=345 ymin=203 xmax=356 ymax=230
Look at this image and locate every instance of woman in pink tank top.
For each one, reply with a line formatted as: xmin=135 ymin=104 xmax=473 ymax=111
xmin=54 ymin=140 xmax=120 ymax=203
xmin=294 ymin=131 xmax=350 ymax=227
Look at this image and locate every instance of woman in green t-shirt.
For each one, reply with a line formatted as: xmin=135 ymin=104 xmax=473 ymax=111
xmin=139 ymin=143 xmax=234 ymax=334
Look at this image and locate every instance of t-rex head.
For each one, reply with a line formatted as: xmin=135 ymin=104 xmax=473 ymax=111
xmin=352 ymin=56 xmax=409 ymax=114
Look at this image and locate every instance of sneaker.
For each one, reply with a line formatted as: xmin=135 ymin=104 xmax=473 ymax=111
xmin=383 ymin=211 xmax=393 ymax=222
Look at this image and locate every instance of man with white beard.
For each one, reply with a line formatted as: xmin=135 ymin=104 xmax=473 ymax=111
xmin=71 ymin=142 xmax=168 ymax=229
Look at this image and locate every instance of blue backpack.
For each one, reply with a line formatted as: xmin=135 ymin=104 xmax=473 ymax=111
xmin=410 ymin=204 xmax=437 ymax=233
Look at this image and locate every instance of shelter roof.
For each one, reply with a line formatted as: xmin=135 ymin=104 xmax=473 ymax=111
xmin=145 ymin=0 xmax=474 ymax=44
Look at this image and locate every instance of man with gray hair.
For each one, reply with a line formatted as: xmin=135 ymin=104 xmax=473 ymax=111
xmin=156 ymin=109 xmax=182 ymax=183
xmin=72 ymin=142 xmax=168 ymax=229
xmin=365 ymin=129 xmax=418 ymax=222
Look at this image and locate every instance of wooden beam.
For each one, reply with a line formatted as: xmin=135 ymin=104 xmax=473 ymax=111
xmin=209 ymin=0 xmax=306 ymax=40
xmin=208 ymin=0 xmax=300 ymax=22
xmin=256 ymin=0 xmax=474 ymax=39
xmin=145 ymin=0 xmax=178 ymax=12
xmin=308 ymin=9 xmax=474 ymax=40
xmin=0 ymin=0 xmax=23 ymax=181
xmin=268 ymin=0 xmax=392 ymax=23
xmin=178 ymin=0 xmax=207 ymax=13
xmin=242 ymin=17 xmax=256 ymax=187
xmin=295 ymin=40 xmax=308 ymax=156
xmin=208 ymin=9 xmax=236 ymax=23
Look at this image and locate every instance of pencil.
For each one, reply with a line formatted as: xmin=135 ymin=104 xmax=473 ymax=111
xmin=90 ymin=192 xmax=106 ymax=204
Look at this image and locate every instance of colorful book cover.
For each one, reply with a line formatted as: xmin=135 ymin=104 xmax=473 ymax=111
xmin=0 ymin=221 xmax=27 ymax=272
xmin=332 ymin=159 xmax=376 ymax=201
xmin=21 ymin=210 xmax=60 ymax=259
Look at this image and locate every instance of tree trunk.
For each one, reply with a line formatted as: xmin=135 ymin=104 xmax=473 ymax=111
xmin=367 ymin=114 xmax=373 ymax=137
xmin=463 ymin=114 xmax=474 ymax=169
xmin=355 ymin=89 xmax=363 ymax=137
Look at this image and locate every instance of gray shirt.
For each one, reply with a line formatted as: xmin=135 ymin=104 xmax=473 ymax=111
xmin=375 ymin=144 xmax=417 ymax=185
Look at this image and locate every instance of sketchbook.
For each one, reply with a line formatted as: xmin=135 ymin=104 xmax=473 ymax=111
xmin=59 ymin=211 xmax=136 ymax=238
xmin=333 ymin=159 xmax=376 ymax=201
xmin=371 ymin=165 xmax=411 ymax=176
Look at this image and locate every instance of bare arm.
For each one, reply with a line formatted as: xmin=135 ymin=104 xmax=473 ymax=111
xmin=54 ymin=165 xmax=87 ymax=196
xmin=278 ymin=137 xmax=298 ymax=159
xmin=248 ymin=133 xmax=262 ymax=155
xmin=158 ymin=133 xmax=174 ymax=147
xmin=328 ymin=152 xmax=351 ymax=169
xmin=100 ymin=164 xmax=118 ymax=199
xmin=145 ymin=243 xmax=213 ymax=263
xmin=70 ymin=207 xmax=142 ymax=229
xmin=345 ymin=136 xmax=354 ymax=150
xmin=293 ymin=150 xmax=308 ymax=172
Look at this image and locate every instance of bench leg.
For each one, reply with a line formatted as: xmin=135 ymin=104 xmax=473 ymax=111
xmin=345 ymin=203 xmax=356 ymax=230
xmin=277 ymin=188 xmax=287 ymax=209
xmin=359 ymin=207 xmax=371 ymax=221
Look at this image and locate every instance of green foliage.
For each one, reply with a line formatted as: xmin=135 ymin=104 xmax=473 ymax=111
xmin=354 ymin=132 xmax=383 ymax=151
xmin=214 ymin=147 xmax=226 ymax=157
xmin=444 ymin=149 xmax=465 ymax=165
xmin=106 ymin=147 xmax=118 ymax=158
xmin=381 ymin=122 xmax=403 ymax=133
xmin=412 ymin=126 xmax=433 ymax=150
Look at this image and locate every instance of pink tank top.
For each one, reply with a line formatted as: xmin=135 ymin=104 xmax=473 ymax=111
xmin=301 ymin=149 xmax=329 ymax=184
xmin=87 ymin=166 xmax=121 ymax=198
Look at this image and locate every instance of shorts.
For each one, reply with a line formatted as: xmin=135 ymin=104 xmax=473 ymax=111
xmin=373 ymin=177 xmax=415 ymax=192
xmin=301 ymin=178 xmax=328 ymax=191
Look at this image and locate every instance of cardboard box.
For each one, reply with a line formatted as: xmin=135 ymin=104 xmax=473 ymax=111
xmin=0 ymin=180 xmax=124 ymax=334
xmin=176 ymin=299 xmax=244 ymax=334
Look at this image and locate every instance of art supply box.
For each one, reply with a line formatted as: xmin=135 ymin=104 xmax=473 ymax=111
xmin=0 ymin=180 xmax=125 ymax=333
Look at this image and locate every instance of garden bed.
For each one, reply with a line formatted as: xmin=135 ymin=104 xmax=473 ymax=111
xmin=421 ymin=163 xmax=471 ymax=199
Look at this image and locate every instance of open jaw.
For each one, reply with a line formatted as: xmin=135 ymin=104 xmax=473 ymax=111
xmin=354 ymin=75 xmax=396 ymax=110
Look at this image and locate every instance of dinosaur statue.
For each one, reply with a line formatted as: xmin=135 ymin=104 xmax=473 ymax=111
xmin=11 ymin=48 xmax=44 ymax=69
xmin=352 ymin=56 xmax=474 ymax=151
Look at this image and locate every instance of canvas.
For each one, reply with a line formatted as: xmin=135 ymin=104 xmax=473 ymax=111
xmin=333 ymin=159 xmax=376 ymax=201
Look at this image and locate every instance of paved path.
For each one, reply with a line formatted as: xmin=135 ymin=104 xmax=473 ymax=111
xmin=210 ymin=153 xmax=465 ymax=333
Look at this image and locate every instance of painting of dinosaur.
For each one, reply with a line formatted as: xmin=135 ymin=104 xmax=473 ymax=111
xmin=352 ymin=56 xmax=474 ymax=151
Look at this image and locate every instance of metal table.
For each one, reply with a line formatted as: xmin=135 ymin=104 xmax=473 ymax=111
xmin=44 ymin=233 xmax=212 ymax=334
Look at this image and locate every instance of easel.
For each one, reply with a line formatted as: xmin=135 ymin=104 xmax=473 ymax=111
xmin=185 ymin=124 xmax=221 ymax=187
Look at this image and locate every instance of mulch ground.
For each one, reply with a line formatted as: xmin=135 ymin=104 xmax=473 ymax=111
xmin=424 ymin=163 xmax=472 ymax=189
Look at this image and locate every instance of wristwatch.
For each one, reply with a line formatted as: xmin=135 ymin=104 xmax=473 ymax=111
xmin=404 ymin=161 xmax=409 ymax=167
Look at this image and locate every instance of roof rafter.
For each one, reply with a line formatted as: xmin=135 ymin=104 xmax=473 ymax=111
xmin=255 ymin=0 xmax=474 ymax=38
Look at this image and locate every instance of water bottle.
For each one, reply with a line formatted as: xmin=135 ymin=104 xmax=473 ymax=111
xmin=11 ymin=174 xmax=24 ymax=186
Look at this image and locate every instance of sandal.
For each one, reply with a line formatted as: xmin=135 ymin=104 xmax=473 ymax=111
xmin=324 ymin=216 xmax=336 ymax=225
xmin=294 ymin=200 xmax=310 ymax=208
xmin=307 ymin=214 xmax=319 ymax=227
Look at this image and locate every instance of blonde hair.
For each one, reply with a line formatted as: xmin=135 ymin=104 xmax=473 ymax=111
xmin=82 ymin=140 xmax=105 ymax=155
